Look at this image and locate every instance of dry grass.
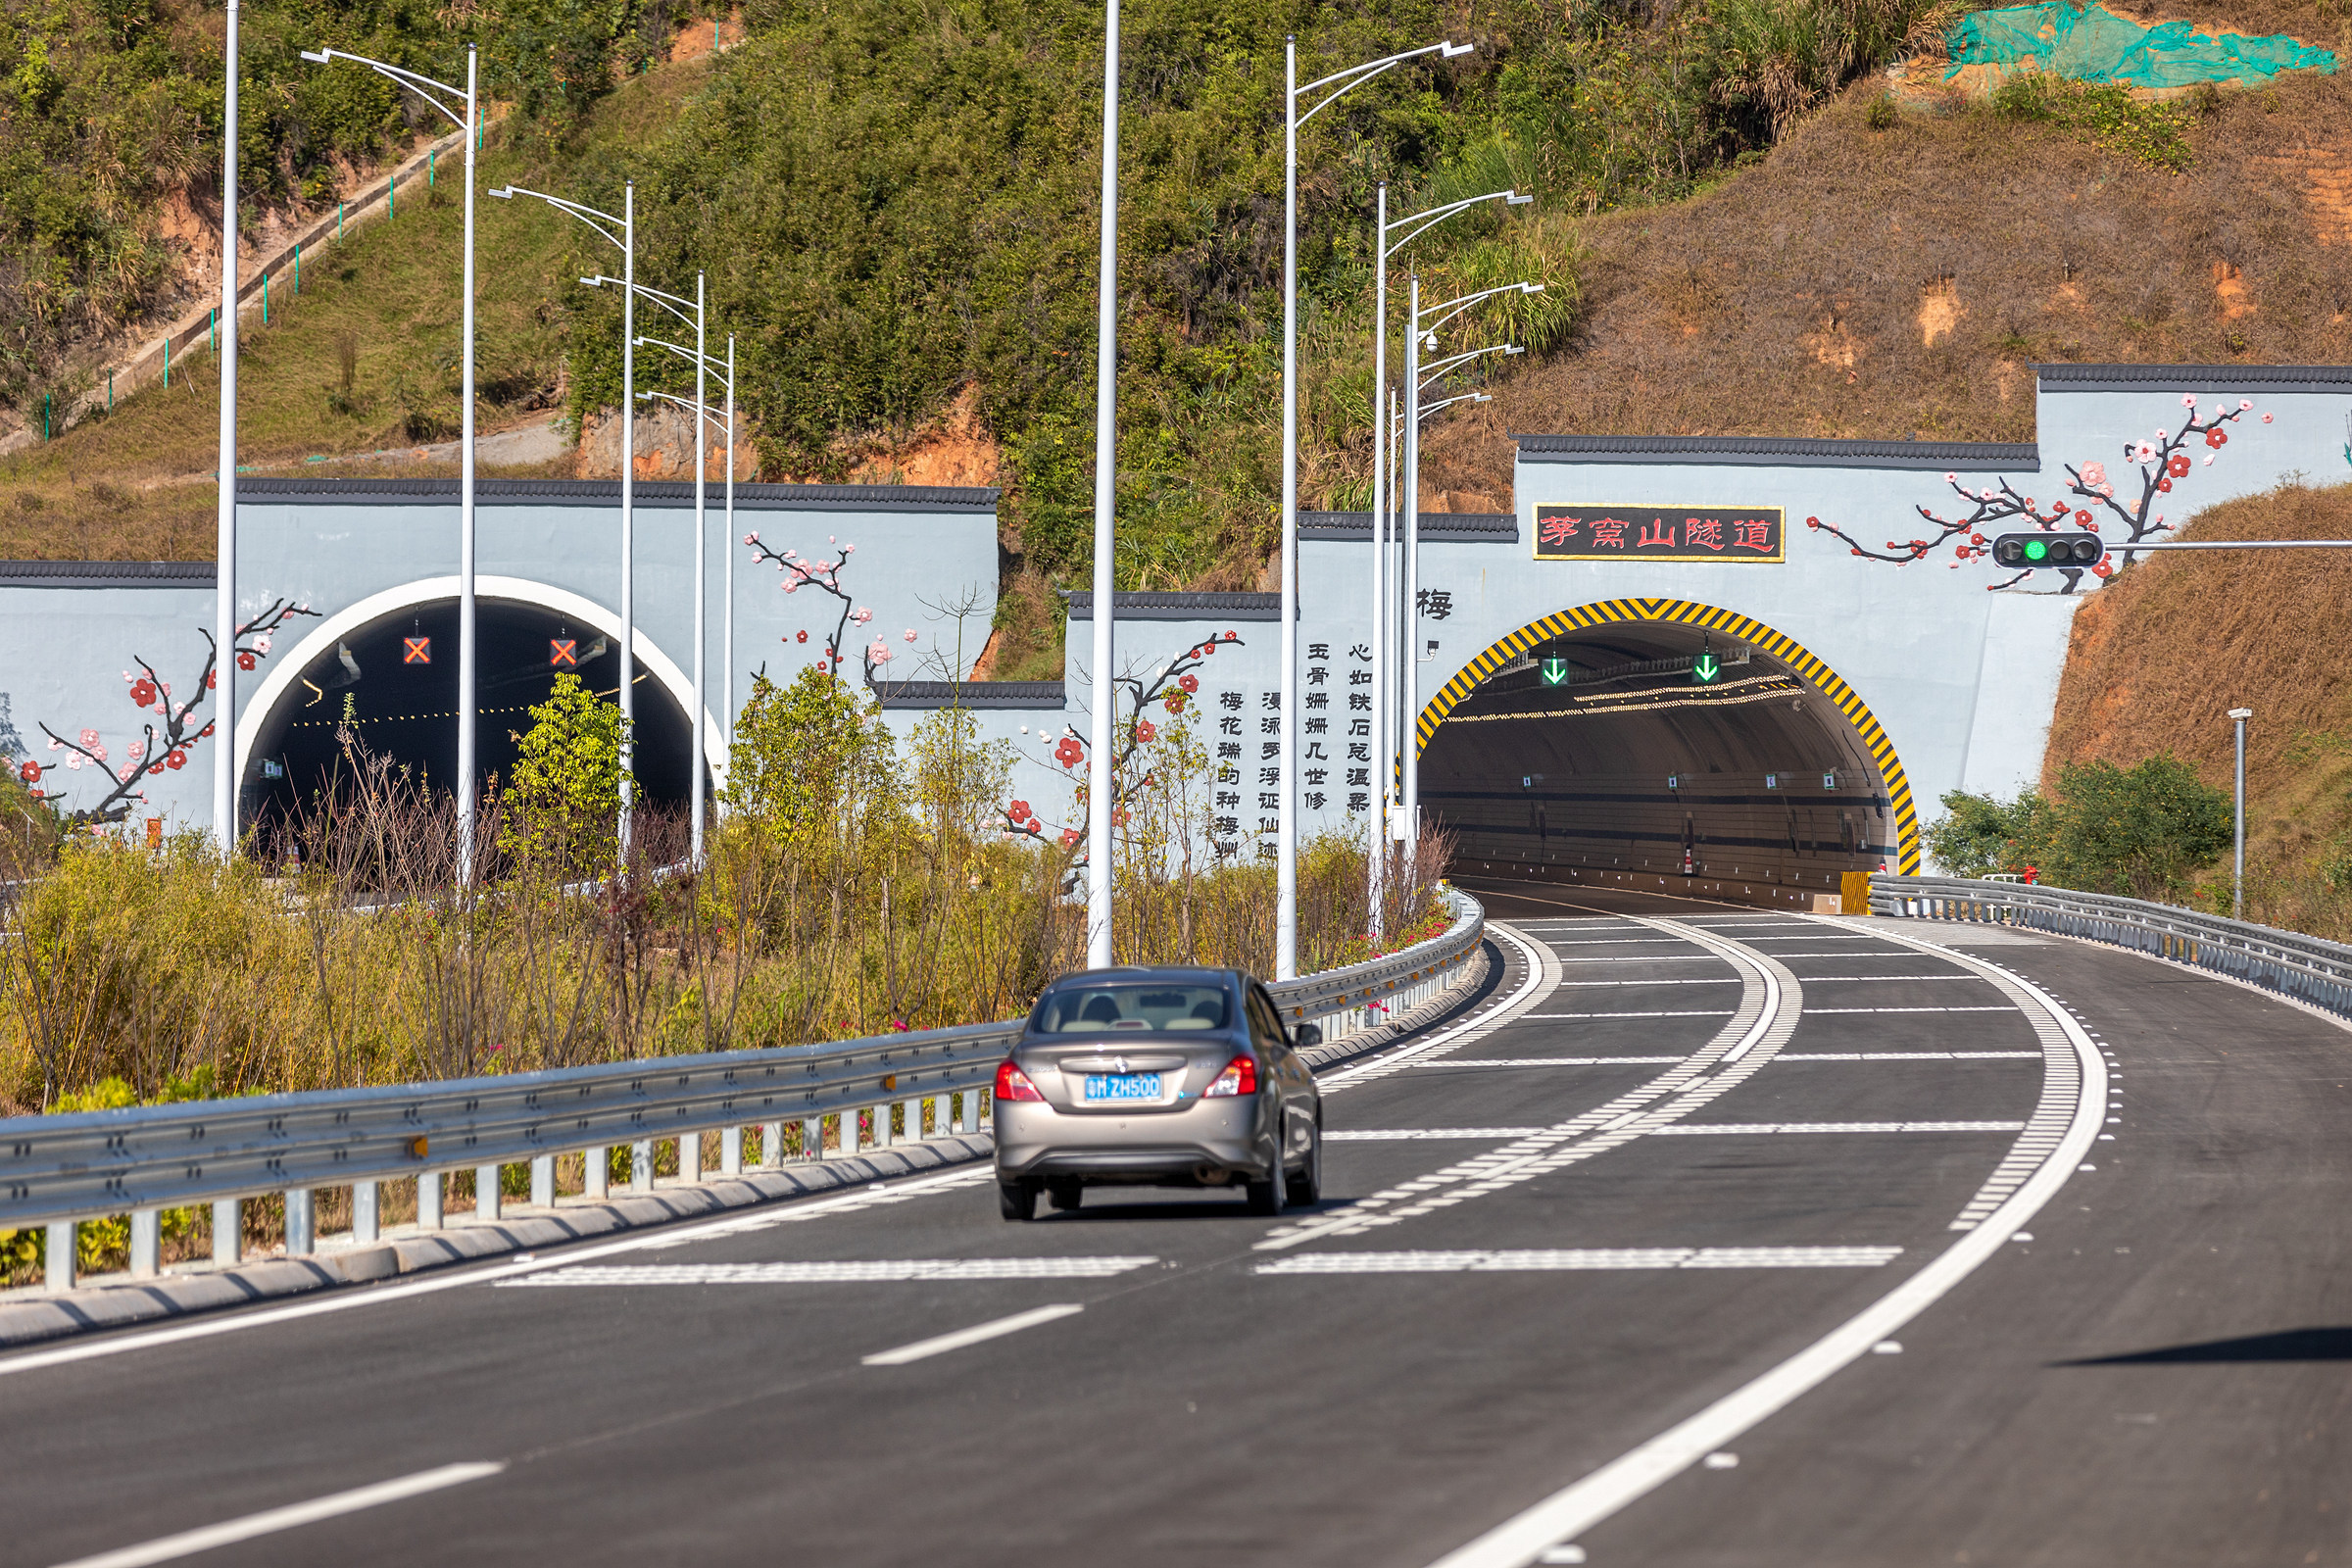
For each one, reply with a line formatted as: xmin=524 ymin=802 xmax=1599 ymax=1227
xmin=1418 ymin=65 xmax=2352 ymax=499
xmin=2044 ymin=479 xmax=2352 ymax=896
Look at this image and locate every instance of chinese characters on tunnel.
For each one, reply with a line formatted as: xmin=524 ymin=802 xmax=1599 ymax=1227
xmin=1534 ymin=506 xmax=1786 ymax=564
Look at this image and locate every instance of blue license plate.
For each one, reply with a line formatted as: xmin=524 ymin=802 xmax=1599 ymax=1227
xmin=1084 ymin=1072 xmax=1162 ymax=1102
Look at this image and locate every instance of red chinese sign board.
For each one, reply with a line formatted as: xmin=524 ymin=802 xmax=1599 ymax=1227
xmin=1534 ymin=505 xmax=1786 ymax=564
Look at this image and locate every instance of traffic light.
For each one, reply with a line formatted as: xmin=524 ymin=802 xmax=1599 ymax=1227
xmin=1691 ymin=650 xmax=1722 ymax=684
xmin=1540 ymin=656 xmax=1571 ymax=687
xmin=1992 ymin=532 xmax=2103 ymax=568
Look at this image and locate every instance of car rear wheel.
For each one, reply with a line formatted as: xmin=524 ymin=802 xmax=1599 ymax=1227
xmin=999 ymin=1181 xmax=1038 ymax=1221
xmin=1048 ymin=1178 xmax=1084 ymax=1211
xmin=1285 ymin=1124 xmax=1321 ymax=1207
xmin=1245 ymin=1155 xmax=1286 ymax=1217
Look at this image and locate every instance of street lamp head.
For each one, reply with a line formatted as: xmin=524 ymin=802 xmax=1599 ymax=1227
xmin=299 ymin=49 xmax=330 ymax=64
xmin=1521 ymin=281 xmax=1544 ymax=294
xmin=2228 ymin=708 xmax=2254 ymax=719
xmin=1441 ymin=40 xmax=1474 ymax=56
xmin=487 ymin=186 xmax=514 ymax=199
xmin=1503 ymin=344 xmax=1525 ymax=355
xmin=1506 ymin=192 xmax=1534 ymax=205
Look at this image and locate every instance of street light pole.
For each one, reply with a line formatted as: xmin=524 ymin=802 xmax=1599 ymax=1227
xmin=488 ymin=180 xmax=638 ymax=851
xmin=692 ymin=270 xmax=707 ymax=865
xmin=1085 ymin=0 xmax=1121 ymax=970
xmin=300 ymin=43 xmax=478 ymax=870
xmin=722 ymin=332 xmax=736 ymax=778
xmin=214 ymin=0 xmax=239 ymax=854
xmin=1282 ymin=33 xmax=1469 ymax=979
xmin=1368 ymin=181 xmax=1388 ymax=941
xmin=2230 ymin=706 xmax=2252 ymax=918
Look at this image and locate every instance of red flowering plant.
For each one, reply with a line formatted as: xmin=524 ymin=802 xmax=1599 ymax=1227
xmin=1001 ymin=630 xmax=1243 ymax=889
xmin=740 ymin=531 xmax=915 ymax=684
xmin=1808 ymin=396 xmax=2263 ymax=594
xmin=23 ymin=599 xmax=318 ymax=826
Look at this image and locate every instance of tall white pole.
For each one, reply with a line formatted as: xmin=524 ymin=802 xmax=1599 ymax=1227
xmin=213 ymin=0 xmax=239 ymax=854
xmin=1402 ymin=274 xmax=1422 ymax=859
xmin=723 ymin=333 xmax=736 ymax=780
xmin=1275 ymin=35 xmax=1299 ymax=980
xmin=618 ymin=181 xmax=635 ymax=856
xmin=2230 ymin=706 xmax=2252 ymax=918
xmin=1387 ymin=384 xmax=1401 ymax=851
xmin=691 ymin=270 xmax=708 ymax=866
xmin=456 ymin=45 xmax=478 ymax=878
xmin=1085 ymin=0 xmax=1121 ymax=969
xmin=1368 ymin=181 xmax=1388 ymax=942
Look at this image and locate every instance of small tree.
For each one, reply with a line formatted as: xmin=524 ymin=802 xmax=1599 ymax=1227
xmin=500 ymin=673 xmax=627 ymax=873
xmin=1924 ymin=788 xmax=2053 ymax=878
xmin=2046 ymin=754 xmax=2230 ymax=900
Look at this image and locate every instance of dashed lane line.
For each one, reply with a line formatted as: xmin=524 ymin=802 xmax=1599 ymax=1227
xmin=47 ymin=1463 xmax=507 ymax=1568
xmin=1328 ymin=1129 xmax=1548 ymax=1141
xmin=1313 ymin=923 xmax=1564 ymax=1097
xmin=1256 ymin=1247 xmax=1905 ymax=1275
xmin=1645 ymin=1121 xmax=2027 ymax=1136
xmin=497 ymin=1257 xmax=1157 ymax=1286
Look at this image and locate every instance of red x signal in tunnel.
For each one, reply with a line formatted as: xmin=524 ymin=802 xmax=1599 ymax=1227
xmin=549 ymin=638 xmax=578 ymax=668
xmin=403 ymin=637 xmax=432 ymax=664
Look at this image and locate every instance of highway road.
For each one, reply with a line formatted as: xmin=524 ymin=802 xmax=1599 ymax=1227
xmin=6 ymin=877 xmax=2349 ymax=1567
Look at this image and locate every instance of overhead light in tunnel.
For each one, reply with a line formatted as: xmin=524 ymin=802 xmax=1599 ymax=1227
xmin=1443 ymin=674 xmax=1804 ymax=723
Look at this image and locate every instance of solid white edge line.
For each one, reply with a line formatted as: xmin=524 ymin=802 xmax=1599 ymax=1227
xmin=1421 ymin=929 xmax=2106 ymax=1568
xmin=860 ymin=1302 xmax=1084 ymax=1366
xmin=48 ymin=1461 xmax=506 ymax=1568
xmin=0 ymin=1165 xmax=992 ymax=1380
xmin=1316 ymin=921 xmax=1556 ymax=1088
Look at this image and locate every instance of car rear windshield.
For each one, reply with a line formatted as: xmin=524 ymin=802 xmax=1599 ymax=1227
xmin=1033 ymin=984 xmax=1233 ymax=1033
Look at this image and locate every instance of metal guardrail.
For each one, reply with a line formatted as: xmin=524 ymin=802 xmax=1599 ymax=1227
xmin=1871 ymin=873 xmax=2352 ymax=1019
xmin=0 ymin=889 xmax=1485 ymax=1290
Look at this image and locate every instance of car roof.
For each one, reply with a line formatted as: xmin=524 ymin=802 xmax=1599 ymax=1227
xmin=1039 ymin=966 xmax=1240 ymax=989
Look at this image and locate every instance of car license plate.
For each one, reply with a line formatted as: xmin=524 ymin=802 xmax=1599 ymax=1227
xmin=1084 ymin=1072 xmax=1162 ymax=1103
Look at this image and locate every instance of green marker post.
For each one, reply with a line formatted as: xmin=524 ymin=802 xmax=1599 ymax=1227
xmin=263 ymin=272 xmax=269 ymax=324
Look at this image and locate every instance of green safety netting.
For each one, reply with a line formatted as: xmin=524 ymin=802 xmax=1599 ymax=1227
xmin=1947 ymin=2 xmax=2336 ymax=87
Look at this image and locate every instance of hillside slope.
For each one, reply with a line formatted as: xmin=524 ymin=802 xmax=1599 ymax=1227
xmin=2043 ymin=480 xmax=2352 ymax=932
xmin=1420 ymin=59 xmax=2352 ymax=506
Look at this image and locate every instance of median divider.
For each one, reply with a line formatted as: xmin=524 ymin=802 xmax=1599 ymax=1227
xmin=0 ymin=889 xmax=1487 ymax=1341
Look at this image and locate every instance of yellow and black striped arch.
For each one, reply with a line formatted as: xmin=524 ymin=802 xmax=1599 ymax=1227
xmin=1416 ymin=597 xmax=1922 ymax=874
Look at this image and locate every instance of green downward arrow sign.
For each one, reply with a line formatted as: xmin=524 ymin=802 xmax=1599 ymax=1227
xmin=1691 ymin=652 xmax=1722 ymax=685
xmin=1540 ymin=657 xmax=1570 ymax=687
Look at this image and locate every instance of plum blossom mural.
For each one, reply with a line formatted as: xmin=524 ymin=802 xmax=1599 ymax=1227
xmin=19 ymin=599 xmax=318 ymax=826
xmin=742 ymin=532 xmax=916 ymax=684
xmin=1004 ymin=630 xmax=1242 ymax=890
xmin=1809 ymin=395 xmax=2267 ymax=594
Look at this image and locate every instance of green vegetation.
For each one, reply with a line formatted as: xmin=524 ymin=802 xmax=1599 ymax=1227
xmin=1927 ymin=754 xmax=2231 ymax=900
xmin=1986 ymin=70 xmax=2199 ymax=172
xmin=500 ymin=671 xmax=628 ymax=872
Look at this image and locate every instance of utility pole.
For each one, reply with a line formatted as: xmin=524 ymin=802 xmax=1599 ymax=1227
xmin=214 ymin=0 xmax=239 ymax=854
xmin=2230 ymin=706 xmax=2252 ymax=919
xmin=1085 ymin=0 xmax=1121 ymax=969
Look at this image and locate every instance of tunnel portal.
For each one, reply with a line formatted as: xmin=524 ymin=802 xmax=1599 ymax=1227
xmin=1420 ymin=616 xmax=1897 ymax=906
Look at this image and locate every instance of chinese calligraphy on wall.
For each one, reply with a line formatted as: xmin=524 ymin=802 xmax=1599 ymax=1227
xmin=1534 ymin=506 xmax=1785 ymax=564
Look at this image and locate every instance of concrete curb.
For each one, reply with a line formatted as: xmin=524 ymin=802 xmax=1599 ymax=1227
xmin=1298 ymin=942 xmax=1496 ymax=1073
xmin=0 ymin=1134 xmax=994 ymax=1350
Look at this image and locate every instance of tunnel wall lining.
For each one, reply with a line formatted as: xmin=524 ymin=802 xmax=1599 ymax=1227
xmin=1416 ymin=595 xmax=1924 ymax=874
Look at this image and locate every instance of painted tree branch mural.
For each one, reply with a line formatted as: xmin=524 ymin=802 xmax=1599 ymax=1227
xmin=1002 ymin=629 xmax=1242 ymax=893
xmin=742 ymin=532 xmax=915 ymax=684
xmin=1809 ymin=396 xmax=2269 ymax=593
xmin=16 ymin=600 xmax=318 ymax=825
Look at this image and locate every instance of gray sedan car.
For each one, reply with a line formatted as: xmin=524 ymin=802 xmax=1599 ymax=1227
xmin=992 ymin=967 xmax=1323 ymax=1221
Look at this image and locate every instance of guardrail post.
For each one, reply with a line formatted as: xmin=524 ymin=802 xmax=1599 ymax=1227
xmin=530 ymin=1155 xmax=554 ymax=1208
xmin=630 ymin=1139 xmax=654 ymax=1194
xmin=899 ymin=1099 xmax=914 ymax=1145
xmin=801 ymin=1115 xmax=821 ymax=1161
xmin=721 ymin=1127 xmax=743 ymax=1176
xmin=475 ymin=1165 xmax=501 ymax=1222
xmin=978 ymin=1090 xmax=992 ymax=1133
xmin=130 ymin=1207 xmax=161 ymax=1279
xmin=760 ymin=1121 xmax=783 ymax=1169
xmin=585 ymin=1147 xmax=609 ymax=1200
xmin=678 ymin=1133 xmax=703 ymax=1184
xmin=285 ymin=1189 xmax=315 ymax=1255
xmin=354 ymin=1182 xmax=379 ymax=1243
xmin=418 ymin=1171 xmax=444 ymax=1230
xmin=45 ymin=1221 xmax=74 ymax=1292
xmin=213 ymin=1199 xmax=240 ymax=1264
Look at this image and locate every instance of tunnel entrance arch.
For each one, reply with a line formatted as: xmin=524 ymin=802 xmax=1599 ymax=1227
xmin=1416 ymin=597 xmax=1922 ymax=897
xmin=235 ymin=576 xmax=715 ymax=828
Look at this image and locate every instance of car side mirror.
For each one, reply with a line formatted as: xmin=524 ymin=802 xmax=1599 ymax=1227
xmin=1293 ymin=1022 xmax=1322 ymax=1049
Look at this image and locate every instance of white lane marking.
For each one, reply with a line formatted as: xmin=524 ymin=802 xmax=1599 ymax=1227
xmin=0 ymin=1165 xmax=996 ymax=1379
xmin=1645 ymin=1121 xmax=2026 ymax=1135
xmin=1518 ymin=1012 xmax=1736 ymax=1020
xmin=1552 ymin=978 xmax=1744 ymax=987
xmin=497 ymin=1257 xmax=1156 ymax=1286
xmin=860 ymin=1302 xmax=1086 ymax=1366
xmin=48 ymin=1462 xmax=506 ymax=1568
xmin=1256 ymin=1247 xmax=1903 ymax=1274
xmin=1801 ymin=1006 xmax=2021 ymax=1014
xmin=1420 ymin=927 xmax=2107 ymax=1568
xmin=1550 ymin=956 xmax=1733 ymax=964
xmin=1544 ymin=939 xmax=1703 ymax=947
xmin=1771 ymin=1052 xmax=2041 ymax=1061
xmin=1421 ymin=1056 xmax=1691 ymax=1067
xmin=1327 ymin=1129 xmax=1547 ymax=1141
xmin=1316 ymin=923 xmax=1562 ymax=1095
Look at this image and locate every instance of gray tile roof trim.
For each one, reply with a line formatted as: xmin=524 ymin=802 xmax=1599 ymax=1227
xmin=1062 ymin=591 xmax=1287 ymax=621
xmin=1299 ymin=512 xmax=1518 ymax=542
xmin=0 ymin=560 xmax=216 ymax=588
xmin=234 ymin=477 xmax=1001 ymax=511
xmin=1511 ymin=434 xmax=2039 ymax=471
xmin=2034 ymin=363 xmax=2352 ymax=392
xmin=872 ymin=680 xmax=1068 ymax=710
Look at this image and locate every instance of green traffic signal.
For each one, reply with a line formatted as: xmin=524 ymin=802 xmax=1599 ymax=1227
xmin=1691 ymin=652 xmax=1722 ymax=685
xmin=1992 ymin=532 xmax=2104 ymax=569
xmin=1540 ymin=656 xmax=1571 ymax=687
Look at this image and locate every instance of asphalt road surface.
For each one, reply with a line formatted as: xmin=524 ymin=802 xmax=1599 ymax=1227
xmin=7 ymin=875 xmax=2348 ymax=1567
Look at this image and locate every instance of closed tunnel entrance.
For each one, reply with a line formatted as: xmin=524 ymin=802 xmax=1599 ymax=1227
xmin=240 ymin=596 xmax=695 ymax=827
xmin=1418 ymin=606 xmax=1912 ymax=907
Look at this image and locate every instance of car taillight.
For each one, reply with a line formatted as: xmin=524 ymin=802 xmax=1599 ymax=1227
xmin=1203 ymin=1055 xmax=1258 ymax=1098
xmin=995 ymin=1059 xmax=1045 ymax=1102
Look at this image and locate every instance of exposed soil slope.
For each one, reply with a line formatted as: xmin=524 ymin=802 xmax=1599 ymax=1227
xmin=1419 ymin=66 xmax=2352 ymax=505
